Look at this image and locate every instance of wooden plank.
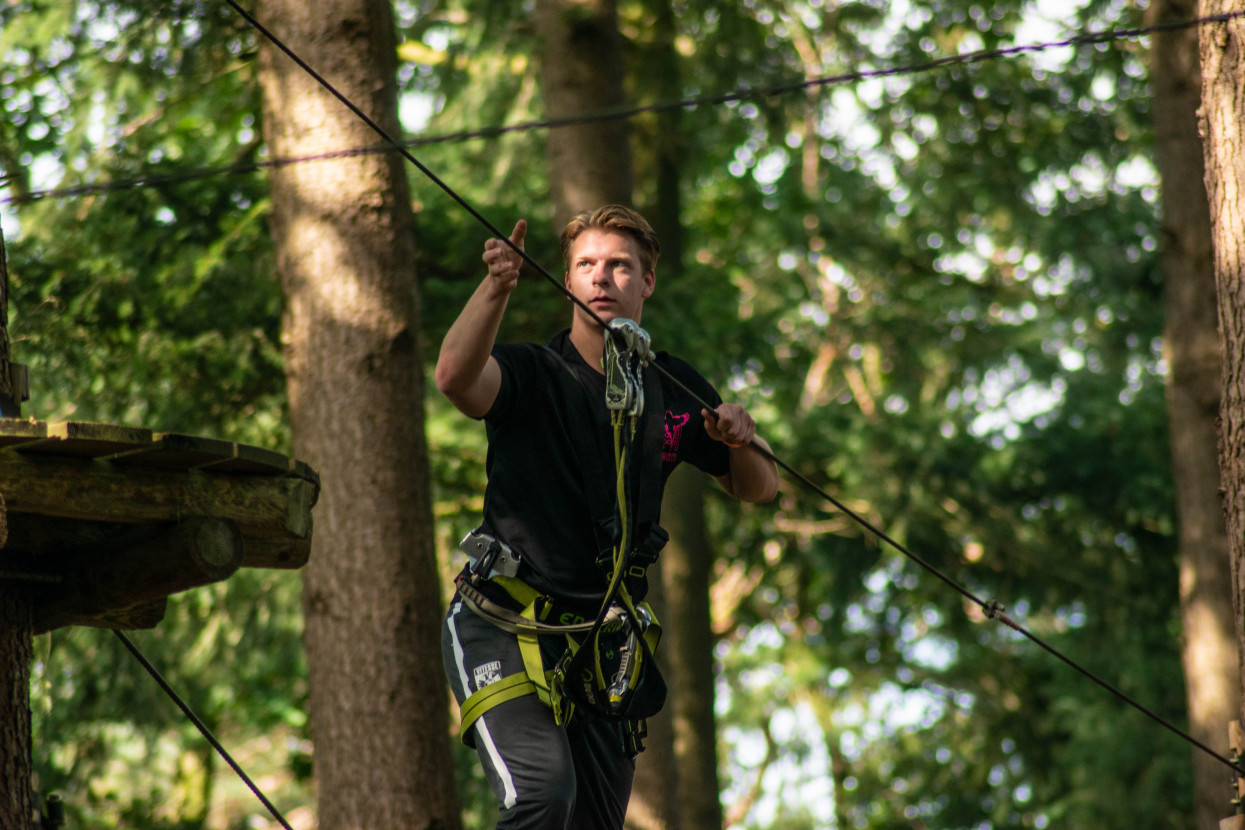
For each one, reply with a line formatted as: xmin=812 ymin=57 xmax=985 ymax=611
xmin=195 ymin=441 xmax=292 ymax=474
xmin=2 ymin=512 xmax=310 ymax=571
xmin=290 ymin=459 xmax=321 ymax=489
xmin=0 ymin=418 xmax=47 ymax=449
xmin=36 ymin=421 xmax=154 ymax=458
xmin=4 ymin=420 xmax=318 ymax=482
xmin=90 ymin=599 xmax=167 ymax=631
xmin=106 ymin=432 xmax=236 ymax=468
xmin=32 ymin=517 xmax=243 ymax=633
xmin=0 ymin=451 xmax=317 ymax=540
xmin=2 ymin=515 xmax=146 ymax=556
xmin=37 ymin=598 xmax=168 ymax=633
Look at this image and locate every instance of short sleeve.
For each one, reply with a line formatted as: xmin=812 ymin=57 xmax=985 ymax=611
xmin=484 ymin=342 xmax=543 ymax=423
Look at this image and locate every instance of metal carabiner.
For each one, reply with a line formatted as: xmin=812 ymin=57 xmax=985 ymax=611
xmin=604 ymin=318 xmax=651 ymax=417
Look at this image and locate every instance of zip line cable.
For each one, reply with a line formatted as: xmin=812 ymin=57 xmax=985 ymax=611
xmin=5 ymin=8 xmax=1244 ymax=207
xmin=113 ymin=629 xmax=296 ymax=830
xmin=220 ymin=0 xmax=610 ymax=336
xmin=653 ymin=367 xmax=1244 ymax=775
xmin=220 ymin=0 xmax=1245 ymax=781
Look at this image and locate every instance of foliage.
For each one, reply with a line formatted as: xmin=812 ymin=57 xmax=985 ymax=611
xmin=1 ymin=0 xmax=283 ymax=444
xmin=0 ymin=0 xmax=1200 ymax=828
xmin=657 ymin=2 xmax=1187 ymax=828
xmin=2 ymin=4 xmax=305 ymax=828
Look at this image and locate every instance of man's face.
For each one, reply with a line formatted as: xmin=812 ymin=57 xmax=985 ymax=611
xmin=564 ymin=228 xmax=655 ymax=329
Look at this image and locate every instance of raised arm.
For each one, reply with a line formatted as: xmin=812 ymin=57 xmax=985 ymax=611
xmin=434 ymin=220 xmax=527 ymax=418
xmin=703 ymin=403 xmax=780 ymax=503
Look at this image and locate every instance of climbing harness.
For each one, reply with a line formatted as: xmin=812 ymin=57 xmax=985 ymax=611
xmin=454 ymin=319 xmax=668 ymax=752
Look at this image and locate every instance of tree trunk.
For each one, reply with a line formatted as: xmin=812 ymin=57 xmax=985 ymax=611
xmin=0 ymin=222 xmax=13 ymax=413
xmin=643 ymin=5 xmax=725 ymax=818
xmin=1198 ymin=0 xmax=1245 ymax=764
xmin=1151 ymin=2 xmax=1239 ymax=827
xmin=0 ymin=581 xmax=33 ymax=830
xmin=0 ymin=220 xmax=35 ymax=830
xmin=532 ymin=4 xmax=686 ymax=825
xmin=660 ymin=465 xmax=725 ymax=830
xmin=533 ymin=0 xmax=633 ymax=228
xmin=256 ymin=3 xmax=460 ymax=828
xmin=624 ymin=565 xmax=680 ymax=830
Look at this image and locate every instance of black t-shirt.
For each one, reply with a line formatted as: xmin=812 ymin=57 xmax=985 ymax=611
xmin=479 ymin=328 xmax=730 ymax=606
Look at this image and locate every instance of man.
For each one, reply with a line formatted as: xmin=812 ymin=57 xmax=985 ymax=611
xmin=436 ymin=205 xmax=778 ymax=829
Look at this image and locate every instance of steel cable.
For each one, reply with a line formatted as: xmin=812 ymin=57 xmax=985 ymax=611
xmin=4 ymin=9 xmax=1243 ymax=207
xmin=109 ymin=5 xmax=1245 ymax=817
xmin=114 ymin=629 xmax=296 ymax=830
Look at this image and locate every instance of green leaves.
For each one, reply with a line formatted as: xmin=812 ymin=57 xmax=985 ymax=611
xmin=3 ymin=0 xmax=1196 ymax=827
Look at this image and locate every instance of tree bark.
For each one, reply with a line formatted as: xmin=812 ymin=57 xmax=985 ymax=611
xmin=0 ymin=221 xmax=14 ymax=416
xmin=1150 ymin=2 xmax=1240 ymax=826
xmin=1198 ymin=0 xmax=1245 ymax=769
xmin=643 ymin=3 xmax=726 ymax=822
xmin=256 ymin=2 xmax=460 ymax=828
xmin=0 ymin=580 xmax=33 ymax=830
xmin=533 ymin=0 xmax=634 ymax=228
xmin=639 ymin=6 xmax=727 ymax=814
xmin=0 ymin=220 xmax=34 ymax=830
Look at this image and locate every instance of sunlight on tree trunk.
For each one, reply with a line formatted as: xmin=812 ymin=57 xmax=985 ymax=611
xmin=257 ymin=1 xmax=460 ymax=827
xmin=1198 ymin=0 xmax=1245 ymax=782
xmin=1150 ymin=1 xmax=1239 ymax=826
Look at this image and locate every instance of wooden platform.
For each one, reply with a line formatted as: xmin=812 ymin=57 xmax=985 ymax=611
xmin=0 ymin=418 xmax=320 ymax=633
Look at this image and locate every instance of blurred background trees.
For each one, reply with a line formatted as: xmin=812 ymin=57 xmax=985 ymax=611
xmin=0 ymin=0 xmax=1234 ymax=828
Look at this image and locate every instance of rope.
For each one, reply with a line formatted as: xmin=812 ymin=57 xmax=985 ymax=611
xmin=6 ymin=3 xmax=1231 ymax=825
xmin=222 ymin=0 xmax=1245 ymax=780
xmin=113 ymin=629 xmax=297 ymax=830
xmin=661 ymin=366 xmax=1245 ymax=775
xmin=5 ymin=9 xmax=1243 ymax=208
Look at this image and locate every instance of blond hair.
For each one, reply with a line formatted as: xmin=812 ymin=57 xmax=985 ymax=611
xmin=560 ymin=205 xmax=661 ymax=275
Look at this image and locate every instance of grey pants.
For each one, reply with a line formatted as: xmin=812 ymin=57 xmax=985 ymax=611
xmin=442 ymin=598 xmax=636 ymax=830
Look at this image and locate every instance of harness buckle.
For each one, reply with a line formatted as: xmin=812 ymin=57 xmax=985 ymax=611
xmin=459 ymin=529 xmax=522 ymax=579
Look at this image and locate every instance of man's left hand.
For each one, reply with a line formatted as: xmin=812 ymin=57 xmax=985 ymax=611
xmin=702 ymin=403 xmax=756 ymax=449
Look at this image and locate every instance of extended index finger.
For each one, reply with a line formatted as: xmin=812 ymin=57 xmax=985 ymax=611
xmin=510 ymin=219 xmax=528 ymax=250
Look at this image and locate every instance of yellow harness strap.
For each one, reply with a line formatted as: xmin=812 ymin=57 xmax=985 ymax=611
xmin=459 ymin=672 xmax=536 ymax=739
xmin=457 ymin=575 xmax=579 ymax=745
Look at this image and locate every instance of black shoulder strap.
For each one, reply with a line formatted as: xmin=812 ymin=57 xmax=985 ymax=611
xmin=539 ymin=333 xmax=666 ymax=568
xmin=633 ymin=364 xmax=666 ymax=558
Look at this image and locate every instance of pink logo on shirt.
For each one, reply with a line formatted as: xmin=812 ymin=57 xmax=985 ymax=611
xmin=664 ymin=410 xmax=691 ymax=461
